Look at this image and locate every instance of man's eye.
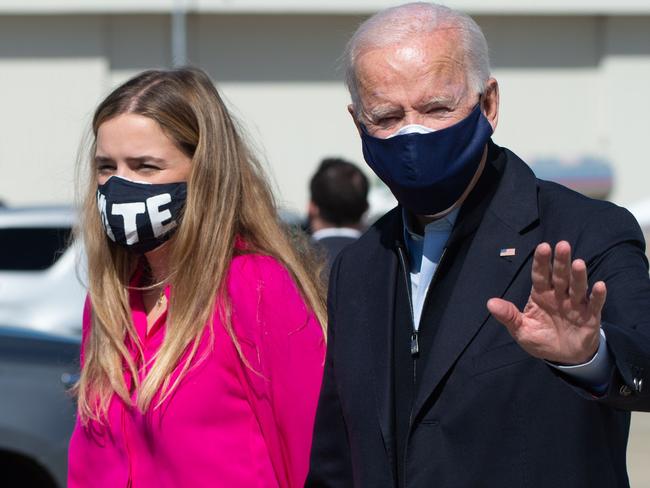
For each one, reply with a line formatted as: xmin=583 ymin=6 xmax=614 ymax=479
xmin=427 ymin=107 xmax=450 ymax=114
xmin=377 ymin=117 xmax=399 ymax=125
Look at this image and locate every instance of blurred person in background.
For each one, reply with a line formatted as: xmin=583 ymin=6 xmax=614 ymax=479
xmin=68 ymin=68 xmax=326 ymax=488
xmin=307 ymin=3 xmax=650 ymax=487
xmin=308 ymin=157 xmax=369 ymax=271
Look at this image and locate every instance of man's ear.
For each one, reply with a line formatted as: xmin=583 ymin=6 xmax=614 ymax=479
xmin=348 ymin=104 xmax=363 ymax=137
xmin=308 ymin=201 xmax=320 ymax=220
xmin=481 ymin=78 xmax=499 ymax=132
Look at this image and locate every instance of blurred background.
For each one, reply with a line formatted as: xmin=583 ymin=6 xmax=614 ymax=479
xmin=1 ymin=0 xmax=650 ymax=214
xmin=0 ymin=1 xmax=649 ymax=487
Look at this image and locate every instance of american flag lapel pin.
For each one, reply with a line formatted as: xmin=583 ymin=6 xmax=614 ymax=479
xmin=500 ymin=248 xmax=516 ymax=257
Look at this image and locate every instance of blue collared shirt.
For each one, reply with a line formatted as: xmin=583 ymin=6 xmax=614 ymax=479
xmin=403 ymin=208 xmax=459 ymax=330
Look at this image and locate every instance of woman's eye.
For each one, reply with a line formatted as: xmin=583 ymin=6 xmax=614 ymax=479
xmin=97 ymin=165 xmax=115 ymax=173
xmin=139 ymin=164 xmax=160 ymax=171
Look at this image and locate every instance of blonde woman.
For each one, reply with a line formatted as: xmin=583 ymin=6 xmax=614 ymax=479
xmin=68 ymin=68 xmax=326 ymax=488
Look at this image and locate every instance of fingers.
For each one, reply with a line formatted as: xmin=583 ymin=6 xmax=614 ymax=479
xmin=569 ymin=259 xmax=588 ymax=306
xmin=551 ymin=241 xmax=572 ymax=296
xmin=487 ymin=298 xmax=523 ymax=332
xmin=531 ymin=243 xmax=552 ymax=292
xmin=530 ymin=240 xmax=606 ymax=316
xmin=588 ymin=281 xmax=607 ymax=316
xmin=534 ymin=241 xmax=588 ymax=301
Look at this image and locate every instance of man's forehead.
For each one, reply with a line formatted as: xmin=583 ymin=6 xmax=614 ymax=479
xmin=355 ymin=40 xmax=468 ymax=110
xmin=355 ymin=28 xmax=464 ymax=70
xmin=356 ymin=33 xmax=465 ymax=78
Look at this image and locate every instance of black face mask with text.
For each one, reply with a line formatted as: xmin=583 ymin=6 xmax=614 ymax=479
xmin=96 ymin=176 xmax=187 ymax=254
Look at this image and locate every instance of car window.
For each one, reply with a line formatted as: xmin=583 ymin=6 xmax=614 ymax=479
xmin=0 ymin=227 xmax=72 ymax=271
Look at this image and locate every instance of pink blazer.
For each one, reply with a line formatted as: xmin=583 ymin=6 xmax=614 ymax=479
xmin=68 ymin=254 xmax=325 ymax=488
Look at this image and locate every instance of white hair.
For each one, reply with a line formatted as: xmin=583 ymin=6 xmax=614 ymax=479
xmin=343 ymin=2 xmax=491 ymax=110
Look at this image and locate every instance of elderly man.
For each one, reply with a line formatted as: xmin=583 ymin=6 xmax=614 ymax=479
xmin=306 ymin=3 xmax=650 ymax=487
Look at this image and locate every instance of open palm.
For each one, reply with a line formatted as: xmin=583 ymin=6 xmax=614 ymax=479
xmin=487 ymin=241 xmax=606 ymax=364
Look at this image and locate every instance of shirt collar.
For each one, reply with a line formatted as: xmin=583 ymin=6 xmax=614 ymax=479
xmin=403 ymin=207 xmax=460 ymax=242
xmin=312 ymin=227 xmax=362 ymax=241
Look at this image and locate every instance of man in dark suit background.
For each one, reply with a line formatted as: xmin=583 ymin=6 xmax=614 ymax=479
xmin=308 ymin=158 xmax=369 ymax=272
xmin=307 ymin=3 xmax=650 ymax=487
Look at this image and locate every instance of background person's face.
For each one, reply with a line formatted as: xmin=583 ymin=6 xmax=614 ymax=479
xmin=352 ymin=32 xmax=479 ymax=139
xmin=95 ymin=113 xmax=192 ymax=186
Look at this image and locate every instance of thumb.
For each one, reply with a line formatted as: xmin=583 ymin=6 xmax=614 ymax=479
xmin=487 ymin=298 xmax=523 ymax=332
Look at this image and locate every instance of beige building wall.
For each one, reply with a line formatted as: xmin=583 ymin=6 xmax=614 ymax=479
xmin=0 ymin=13 xmax=649 ymax=215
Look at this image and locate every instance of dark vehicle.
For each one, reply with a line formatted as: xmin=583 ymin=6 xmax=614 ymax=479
xmin=0 ymin=327 xmax=79 ymax=487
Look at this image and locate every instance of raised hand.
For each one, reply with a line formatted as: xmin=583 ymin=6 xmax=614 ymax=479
xmin=487 ymin=241 xmax=606 ymax=365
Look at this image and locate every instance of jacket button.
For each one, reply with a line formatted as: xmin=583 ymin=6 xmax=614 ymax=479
xmin=619 ymin=384 xmax=632 ymax=397
xmin=633 ymin=378 xmax=643 ymax=393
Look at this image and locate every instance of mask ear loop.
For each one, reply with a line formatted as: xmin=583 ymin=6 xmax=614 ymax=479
xmin=476 ymin=91 xmax=485 ymax=114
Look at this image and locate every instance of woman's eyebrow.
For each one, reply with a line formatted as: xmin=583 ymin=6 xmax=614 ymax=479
xmin=94 ymin=155 xmax=113 ymax=164
xmin=124 ymin=156 xmax=167 ymax=164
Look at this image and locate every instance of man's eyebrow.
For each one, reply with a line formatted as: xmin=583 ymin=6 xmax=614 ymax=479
xmin=366 ymin=104 xmax=403 ymax=120
xmin=419 ymin=94 xmax=457 ymax=108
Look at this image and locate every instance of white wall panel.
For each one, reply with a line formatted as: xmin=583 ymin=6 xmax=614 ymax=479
xmin=106 ymin=14 xmax=171 ymax=88
xmin=602 ymin=16 xmax=650 ymax=206
xmin=479 ymin=16 xmax=603 ymax=161
xmin=217 ymin=82 xmax=363 ymax=214
xmin=193 ymin=14 xmax=366 ymax=212
xmin=0 ymin=16 xmax=107 ymax=205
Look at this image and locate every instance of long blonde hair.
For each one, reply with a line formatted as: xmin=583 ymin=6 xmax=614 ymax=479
xmin=75 ymin=68 xmax=326 ymax=424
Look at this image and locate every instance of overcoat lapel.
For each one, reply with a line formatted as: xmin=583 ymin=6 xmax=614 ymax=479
xmin=360 ymin=212 xmax=401 ymax=471
xmin=411 ymin=149 xmax=542 ymax=422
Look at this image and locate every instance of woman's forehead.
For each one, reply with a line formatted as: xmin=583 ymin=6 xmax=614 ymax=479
xmin=95 ymin=114 xmax=172 ymax=154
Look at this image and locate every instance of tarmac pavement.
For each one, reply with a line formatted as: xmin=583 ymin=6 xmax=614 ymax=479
xmin=628 ymin=412 xmax=650 ymax=487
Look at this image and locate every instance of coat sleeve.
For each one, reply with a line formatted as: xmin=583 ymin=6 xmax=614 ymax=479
xmin=305 ymin=255 xmax=354 ymax=487
xmin=229 ymin=255 xmax=326 ymax=488
xmin=576 ymin=205 xmax=650 ymax=410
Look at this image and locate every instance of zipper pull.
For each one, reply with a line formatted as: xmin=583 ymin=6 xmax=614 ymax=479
xmin=410 ymin=331 xmax=420 ymax=357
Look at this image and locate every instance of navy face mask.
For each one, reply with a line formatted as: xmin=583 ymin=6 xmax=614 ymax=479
xmin=96 ymin=176 xmax=187 ymax=254
xmin=360 ymin=104 xmax=493 ymax=216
